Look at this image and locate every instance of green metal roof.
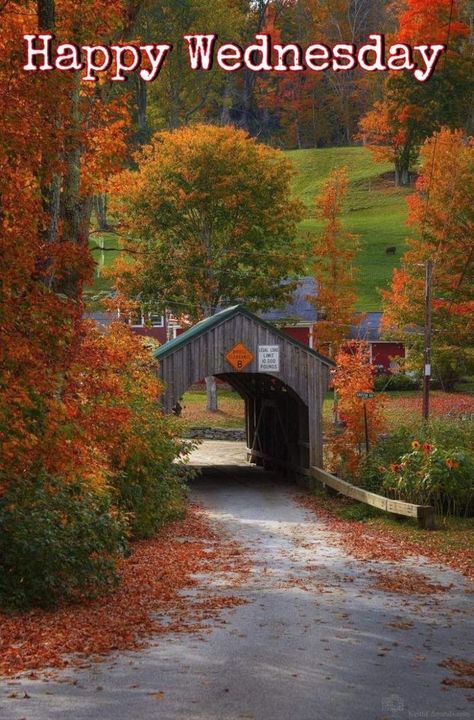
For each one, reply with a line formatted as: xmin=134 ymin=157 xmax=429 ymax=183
xmin=154 ymin=305 xmax=335 ymax=366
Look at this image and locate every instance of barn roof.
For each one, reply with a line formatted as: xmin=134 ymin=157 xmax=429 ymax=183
xmin=154 ymin=304 xmax=335 ymax=366
xmin=259 ymin=277 xmax=318 ymax=324
xmin=348 ymin=312 xmax=383 ymax=342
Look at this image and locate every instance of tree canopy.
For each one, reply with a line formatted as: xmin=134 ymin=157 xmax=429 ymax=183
xmin=111 ymin=123 xmax=305 ymax=320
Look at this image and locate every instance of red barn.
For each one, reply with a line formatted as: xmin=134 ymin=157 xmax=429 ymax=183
xmin=87 ymin=278 xmax=405 ymax=373
xmin=259 ymin=278 xmax=405 ymax=373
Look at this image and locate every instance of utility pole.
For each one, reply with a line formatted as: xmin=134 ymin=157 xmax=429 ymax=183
xmin=422 ymin=259 xmax=433 ymax=421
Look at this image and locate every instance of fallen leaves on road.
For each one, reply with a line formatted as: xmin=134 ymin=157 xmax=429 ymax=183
xmin=387 ymin=620 xmax=414 ymax=630
xmin=0 ymin=505 xmax=249 ymax=678
xmin=296 ymin=493 xmax=473 ymax=581
xmin=369 ymin=569 xmax=452 ymax=595
xmin=149 ymin=691 xmax=165 ymax=700
xmin=439 ymin=658 xmax=474 ymax=689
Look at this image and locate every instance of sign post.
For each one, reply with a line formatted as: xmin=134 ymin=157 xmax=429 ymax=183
xmin=356 ymin=391 xmax=374 ymax=453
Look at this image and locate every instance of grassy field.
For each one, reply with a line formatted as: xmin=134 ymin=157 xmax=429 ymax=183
xmin=87 ymin=146 xmax=409 ymax=312
xmin=288 ymin=146 xmax=410 ymax=310
xmin=180 ymin=389 xmax=245 ymax=429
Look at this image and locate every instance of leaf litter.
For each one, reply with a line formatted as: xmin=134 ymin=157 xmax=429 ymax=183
xmin=0 ymin=505 xmax=250 ymax=678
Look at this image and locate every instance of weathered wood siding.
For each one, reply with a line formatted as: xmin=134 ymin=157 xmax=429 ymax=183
xmin=158 ymin=312 xmax=331 ymax=467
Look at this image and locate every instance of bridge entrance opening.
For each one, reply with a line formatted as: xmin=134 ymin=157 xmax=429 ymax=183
xmin=155 ymin=305 xmax=334 ymax=473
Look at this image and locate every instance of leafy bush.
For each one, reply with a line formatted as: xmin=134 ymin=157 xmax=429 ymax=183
xmin=111 ymin=408 xmax=193 ymax=540
xmin=382 ymin=444 xmax=474 ymax=516
xmin=113 ymin=459 xmax=190 ymax=540
xmin=358 ymin=420 xmax=474 ymax=515
xmin=374 ymin=373 xmax=419 ymax=392
xmin=0 ymin=476 xmax=128 ymax=610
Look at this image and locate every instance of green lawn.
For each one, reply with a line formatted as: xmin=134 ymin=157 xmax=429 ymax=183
xmin=86 ymin=231 xmax=120 ymax=309
xmin=86 ymin=147 xmax=410 ymax=313
xmin=287 ymin=146 xmax=410 ymax=311
xmin=180 ymin=388 xmax=245 ymax=429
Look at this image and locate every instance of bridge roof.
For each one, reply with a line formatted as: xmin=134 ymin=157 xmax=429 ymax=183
xmin=154 ymin=304 xmax=335 ymax=366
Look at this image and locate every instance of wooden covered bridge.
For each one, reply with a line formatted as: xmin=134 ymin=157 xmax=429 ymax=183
xmin=155 ymin=305 xmax=334 ymax=470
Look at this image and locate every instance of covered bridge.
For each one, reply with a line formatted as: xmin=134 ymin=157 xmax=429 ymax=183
xmin=155 ymin=305 xmax=334 ymax=470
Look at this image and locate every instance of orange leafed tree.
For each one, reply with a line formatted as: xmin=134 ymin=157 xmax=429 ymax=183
xmin=383 ymin=127 xmax=474 ymax=388
xmin=357 ymin=0 xmax=471 ymax=185
xmin=309 ymin=166 xmax=360 ymax=358
xmin=0 ymin=1 xmax=165 ymax=493
xmin=329 ymin=342 xmax=385 ymax=477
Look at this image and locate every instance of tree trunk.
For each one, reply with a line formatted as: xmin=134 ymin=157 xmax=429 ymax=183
xmin=38 ymin=0 xmax=55 ymax=29
xmin=220 ymin=76 xmax=232 ymax=125
xmin=59 ymin=72 xmax=84 ymax=297
xmin=37 ymin=1 xmax=62 ymax=251
xmin=135 ymin=74 xmax=149 ymax=144
xmin=205 ymin=376 xmax=218 ymax=412
xmin=93 ymin=193 xmax=110 ymax=231
xmin=395 ymin=164 xmax=410 ymax=187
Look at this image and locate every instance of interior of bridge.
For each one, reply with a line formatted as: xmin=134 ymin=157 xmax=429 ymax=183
xmin=189 ymin=373 xmax=311 ymax=473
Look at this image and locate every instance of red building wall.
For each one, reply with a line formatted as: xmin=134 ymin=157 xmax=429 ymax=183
xmin=371 ymin=343 xmax=405 ymax=372
xmin=132 ymin=327 xmax=168 ymax=343
xmin=136 ymin=323 xmax=404 ymax=374
xmin=282 ymin=326 xmax=311 ymax=345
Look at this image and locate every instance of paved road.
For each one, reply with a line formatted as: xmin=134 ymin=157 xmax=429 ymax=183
xmin=1 ymin=443 xmax=472 ymax=720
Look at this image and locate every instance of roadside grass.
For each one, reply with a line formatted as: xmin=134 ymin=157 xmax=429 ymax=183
xmin=307 ymin=483 xmax=474 ymax=577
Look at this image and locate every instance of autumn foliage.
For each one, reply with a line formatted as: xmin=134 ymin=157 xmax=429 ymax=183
xmin=0 ymin=1 xmax=187 ymax=609
xmin=383 ymin=128 xmax=474 ymax=388
xmin=357 ymin=0 xmax=472 ymax=184
xmin=309 ymin=167 xmax=359 ymax=358
xmin=329 ymin=342 xmax=385 ymax=476
xmin=110 ymin=123 xmax=305 ymax=320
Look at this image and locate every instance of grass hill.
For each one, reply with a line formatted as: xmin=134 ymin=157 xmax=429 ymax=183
xmin=88 ymin=146 xmax=410 ymax=312
xmin=288 ymin=146 xmax=410 ymax=311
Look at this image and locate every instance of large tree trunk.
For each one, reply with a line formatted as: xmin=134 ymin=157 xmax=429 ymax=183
xmin=37 ymin=1 xmax=62 ymax=251
xmin=59 ymin=72 xmax=85 ymax=297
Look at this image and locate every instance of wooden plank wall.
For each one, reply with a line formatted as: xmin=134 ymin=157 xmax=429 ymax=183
xmin=158 ymin=312 xmax=330 ymax=467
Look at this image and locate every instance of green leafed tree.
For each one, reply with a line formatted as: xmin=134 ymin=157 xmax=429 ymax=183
xmin=111 ymin=123 xmax=305 ymax=410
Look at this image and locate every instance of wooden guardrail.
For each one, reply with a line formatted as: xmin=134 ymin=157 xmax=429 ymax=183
xmin=246 ymin=448 xmax=435 ymax=529
xmin=308 ymin=466 xmax=435 ymax=530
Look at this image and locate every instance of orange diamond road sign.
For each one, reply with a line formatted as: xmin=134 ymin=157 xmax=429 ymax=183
xmin=225 ymin=343 xmax=254 ymax=372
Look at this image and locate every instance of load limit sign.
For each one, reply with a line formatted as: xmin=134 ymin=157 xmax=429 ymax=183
xmin=258 ymin=345 xmax=280 ymax=372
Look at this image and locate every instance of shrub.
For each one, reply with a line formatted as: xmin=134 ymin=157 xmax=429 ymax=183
xmin=374 ymin=373 xmax=419 ymax=392
xmin=108 ymin=380 xmax=193 ymax=539
xmin=0 ymin=475 xmax=128 ymax=610
xmin=382 ymin=444 xmax=474 ymax=516
xmin=358 ymin=420 xmax=474 ymax=515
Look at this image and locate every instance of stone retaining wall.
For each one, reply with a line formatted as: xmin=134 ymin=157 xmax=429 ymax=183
xmin=184 ymin=427 xmax=246 ymax=441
